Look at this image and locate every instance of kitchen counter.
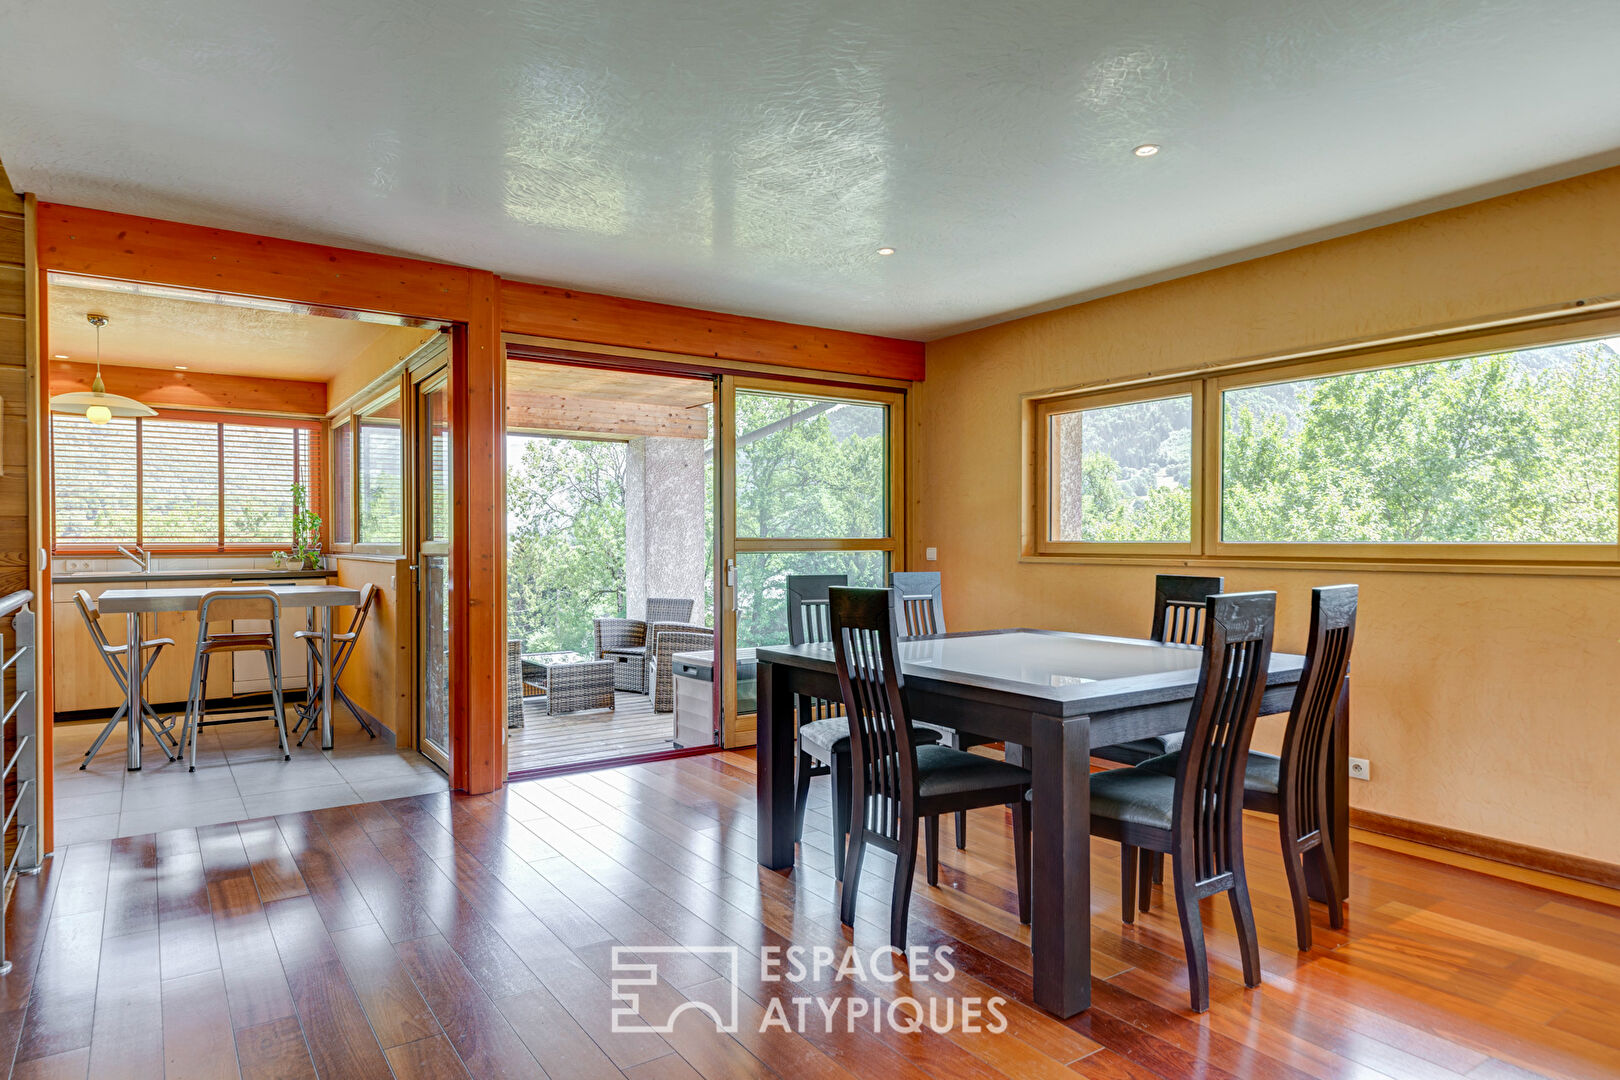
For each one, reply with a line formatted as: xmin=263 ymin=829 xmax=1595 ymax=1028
xmin=53 ymin=568 xmax=332 ymax=584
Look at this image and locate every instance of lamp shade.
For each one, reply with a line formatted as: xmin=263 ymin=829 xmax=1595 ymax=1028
xmin=49 ymin=389 xmax=158 ymax=420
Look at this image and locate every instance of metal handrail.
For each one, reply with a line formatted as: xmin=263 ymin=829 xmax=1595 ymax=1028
xmin=0 ymin=589 xmax=39 ymax=977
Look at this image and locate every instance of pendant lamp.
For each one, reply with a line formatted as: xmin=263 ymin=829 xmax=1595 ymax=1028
xmin=49 ymin=313 xmax=157 ymax=425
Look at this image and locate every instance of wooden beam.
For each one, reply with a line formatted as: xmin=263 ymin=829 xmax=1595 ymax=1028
xmin=506 ymin=392 xmax=706 ymax=439
xmin=50 ymin=360 xmax=327 ymax=416
xmin=35 ymin=204 xmax=475 ymax=321
xmin=498 ymin=278 xmax=924 ymax=381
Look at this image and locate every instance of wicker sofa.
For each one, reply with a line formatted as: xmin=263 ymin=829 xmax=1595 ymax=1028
xmin=593 ymin=597 xmax=694 ymax=693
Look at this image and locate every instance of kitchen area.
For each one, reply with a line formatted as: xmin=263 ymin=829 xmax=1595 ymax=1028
xmin=45 ymin=275 xmax=452 ymax=844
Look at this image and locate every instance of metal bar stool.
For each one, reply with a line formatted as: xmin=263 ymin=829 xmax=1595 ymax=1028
xmin=73 ymin=589 xmax=178 ymax=769
xmin=181 ymin=589 xmax=290 ymax=771
xmin=292 ymin=582 xmax=380 ymax=745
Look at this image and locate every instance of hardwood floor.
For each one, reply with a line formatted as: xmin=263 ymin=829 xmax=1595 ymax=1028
xmin=3 ymin=749 xmax=1619 ymax=1079
xmin=507 ymin=692 xmax=676 ymax=772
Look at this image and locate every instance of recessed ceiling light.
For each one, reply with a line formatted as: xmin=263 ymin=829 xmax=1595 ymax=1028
xmin=1133 ymin=144 xmax=1161 ymax=157
xmin=53 ymin=354 xmax=69 ymax=359
xmin=877 ymin=247 xmax=896 ymax=256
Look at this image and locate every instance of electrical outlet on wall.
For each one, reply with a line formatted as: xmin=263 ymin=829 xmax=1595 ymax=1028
xmin=1348 ymin=757 xmax=1371 ymax=781
xmin=924 ymin=547 xmax=938 ymax=561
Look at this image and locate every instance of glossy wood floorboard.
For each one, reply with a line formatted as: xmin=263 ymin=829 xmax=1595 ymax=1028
xmin=3 ymin=750 xmax=1619 ymax=1079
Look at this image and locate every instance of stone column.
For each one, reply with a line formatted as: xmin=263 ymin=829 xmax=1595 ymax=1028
xmin=624 ymin=435 xmax=708 ymax=622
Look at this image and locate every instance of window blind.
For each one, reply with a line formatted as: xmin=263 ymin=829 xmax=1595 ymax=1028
xmin=52 ymin=413 xmax=322 ymax=550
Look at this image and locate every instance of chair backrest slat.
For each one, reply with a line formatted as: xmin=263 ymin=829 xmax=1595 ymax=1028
xmin=830 ymin=587 xmax=918 ymax=844
xmin=1151 ymin=574 xmax=1224 ymax=646
xmin=1280 ymin=585 xmax=1358 ymax=843
xmin=786 ymin=575 xmax=846 ymax=646
xmin=1169 ymin=591 xmax=1276 ymax=885
xmin=889 ymin=572 xmax=945 ymax=638
xmin=646 ymin=597 xmax=694 ymax=624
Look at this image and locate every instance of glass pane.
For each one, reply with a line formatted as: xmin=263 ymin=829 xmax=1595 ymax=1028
xmin=506 ymin=435 xmax=628 ymax=656
xmin=222 ymin=424 xmax=296 ymax=545
xmin=421 ymin=553 xmax=451 ymax=759
xmin=1050 ymin=395 xmax=1193 ymax=543
xmin=52 ymin=415 xmax=138 ymax=545
xmin=426 ymin=383 xmax=451 ymax=543
xmin=141 ymin=418 xmax=220 ymax=544
xmin=734 ymin=550 xmax=887 ymax=650
xmin=1222 ymin=337 xmax=1620 ymax=543
xmin=332 ymin=421 xmax=354 ymax=544
xmin=359 ymin=394 xmax=403 ymax=546
xmin=735 ymin=392 xmax=886 ymax=539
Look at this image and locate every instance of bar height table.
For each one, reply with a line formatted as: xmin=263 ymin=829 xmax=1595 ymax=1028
xmin=754 ymin=628 xmax=1340 ymax=1018
xmin=98 ymin=583 xmax=363 ymax=768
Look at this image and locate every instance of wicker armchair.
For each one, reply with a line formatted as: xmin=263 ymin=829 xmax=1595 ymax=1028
xmin=593 ymin=598 xmax=696 ymax=693
xmin=594 ymin=617 xmax=650 ymax=692
xmin=506 ymin=641 xmax=526 ymax=729
xmin=650 ymin=622 xmax=714 ymax=713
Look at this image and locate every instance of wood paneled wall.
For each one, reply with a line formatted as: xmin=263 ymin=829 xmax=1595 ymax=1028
xmin=330 ymin=555 xmax=412 ymax=742
xmin=0 ymin=165 xmax=27 ymax=598
xmin=49 ymin=360 xmax=326 ymax=416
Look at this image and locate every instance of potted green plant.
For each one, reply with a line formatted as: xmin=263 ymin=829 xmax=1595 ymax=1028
xmin=272 ymin=481 xmax=323 ymax=570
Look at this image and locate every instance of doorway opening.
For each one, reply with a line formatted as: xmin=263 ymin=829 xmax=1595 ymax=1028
xmin=504 ymin=359 xmax=718 ymax=775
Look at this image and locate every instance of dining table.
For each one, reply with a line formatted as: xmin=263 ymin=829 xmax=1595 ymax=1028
xmin=98 ymin=582 xmax=363 ymax=769
xmin=754 ymin=627 xmax=1348 ymax=1018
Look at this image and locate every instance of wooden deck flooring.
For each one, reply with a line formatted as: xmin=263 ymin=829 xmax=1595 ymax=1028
xmin=4 ymin=751 xmax=1619 ymax=1080
xmin=506 ymin=691 xmax=677 ymax=772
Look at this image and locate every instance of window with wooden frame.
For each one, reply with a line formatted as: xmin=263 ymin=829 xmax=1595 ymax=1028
xmin=1026 ymin=316 xmax=1620 ymax=567
xmin=326 ymin=387 xmax=407 ymax=554
xmin=52 ymin=411 xmax=322 ymax=552
xmin=1031 ymin=382 xmax=1202 ymax=556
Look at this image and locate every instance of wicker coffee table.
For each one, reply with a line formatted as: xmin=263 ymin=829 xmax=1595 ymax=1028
xmin=521 ymin=654 xmax=615 ymax=716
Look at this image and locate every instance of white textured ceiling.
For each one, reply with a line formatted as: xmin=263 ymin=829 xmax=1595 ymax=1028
xmin=4 ymin=0 xmax=1620 ymax=339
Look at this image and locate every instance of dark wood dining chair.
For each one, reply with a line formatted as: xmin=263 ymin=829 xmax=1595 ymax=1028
xmin=1093 ymin=574 xmax=1225 ymax=767
xmin=889 ymin=571 xmax=973 ymax=854
xmin=831 ymin=587 xmax=1032 ymax=949
xmin=889 ymin=571 xmax=945 ymax=636
xmin=789 ymin=575 xmax=943 ymax=880
xmin=1078 ymin=590 xmax=1276 ymax=1012
xmin=1141 ymin=584 xmax=1356 ymax=949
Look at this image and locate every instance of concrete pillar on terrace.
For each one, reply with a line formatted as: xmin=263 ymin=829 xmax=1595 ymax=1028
xmin=624 ymin=435 xmax=707 ymax=623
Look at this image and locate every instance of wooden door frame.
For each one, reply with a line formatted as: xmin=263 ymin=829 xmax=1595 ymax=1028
xmin=28 ymin=202 xmax=922 ymax=850
xmin=32 ymin=205 xmax=506 ymax=825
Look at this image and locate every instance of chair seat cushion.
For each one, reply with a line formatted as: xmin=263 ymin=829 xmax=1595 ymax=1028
xmin=1138 ymin=749 xmax=1281 ymax=795
xmin=915 ymin=745 xmax=1030 ymax=798
xmin=798 ymin=717 xmax=943 ymax=761
xmin=1097 ymin=732 xmax=1184 ymax=763
xmin=1087 ymin=767 xmax=1177 ymax=831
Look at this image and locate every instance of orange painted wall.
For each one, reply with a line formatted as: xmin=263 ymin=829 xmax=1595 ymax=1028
xmin=915 ymin=165 xmax=1620 ymax=866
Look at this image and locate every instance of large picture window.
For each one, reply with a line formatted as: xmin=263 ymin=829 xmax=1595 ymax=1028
xmin=53 ymin=412 xmax=321 ymax=551
xmin=1027 ymin=321 xmax=1620 ymax=564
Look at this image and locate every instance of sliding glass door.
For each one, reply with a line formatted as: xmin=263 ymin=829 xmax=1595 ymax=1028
xmin=716 ymin=378 xmax=903 ymax=737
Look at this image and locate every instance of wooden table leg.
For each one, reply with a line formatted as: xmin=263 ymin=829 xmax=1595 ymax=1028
xmin=756 ymin=661 xmax=797 ymax=870
xmin=1030 ymin=713 xmax=1091 ymax=1017
xmin=125 ymin=612 xmax=144 ymax=771
xmin=1307 ymin=676 xmax=1351 ymax=902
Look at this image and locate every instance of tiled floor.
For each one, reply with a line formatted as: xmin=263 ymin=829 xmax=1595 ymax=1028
xmin=51 ymin=706 xmax=449 ymax=844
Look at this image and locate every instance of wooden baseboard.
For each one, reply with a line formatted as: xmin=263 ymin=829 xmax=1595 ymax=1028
xmin=1351 ymin=809 xmax=1620 ymax=890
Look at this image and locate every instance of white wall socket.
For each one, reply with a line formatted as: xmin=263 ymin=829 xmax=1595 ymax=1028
xmin=1348 ymin=757 xmax=1371 ymax=781
xmin=924 ymin=547 xmax=938 ymax=561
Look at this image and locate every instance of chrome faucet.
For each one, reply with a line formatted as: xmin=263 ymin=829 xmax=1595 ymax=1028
xmin=115 ymin=544 xmax=151 ymax=573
